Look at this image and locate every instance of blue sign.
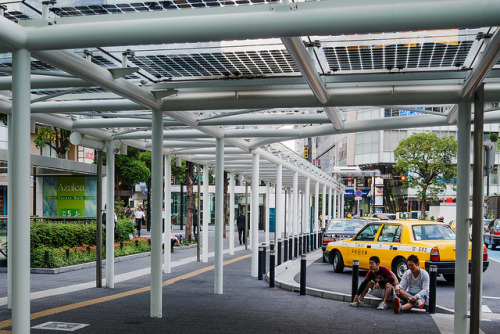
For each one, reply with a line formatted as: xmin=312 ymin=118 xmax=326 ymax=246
xmin=344 ymin=189 xmax=370 ymax=197
xmin=355 ymin=190 xmax=363 ymax=197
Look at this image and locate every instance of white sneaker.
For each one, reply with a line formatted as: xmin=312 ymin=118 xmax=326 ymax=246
xmin=350 ymin=300 xmax=364 ymax=307
xmin=377 ymin=302 xmax=388 ymax=310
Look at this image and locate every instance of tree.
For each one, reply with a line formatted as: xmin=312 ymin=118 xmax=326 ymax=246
xmin=111 ymin=147 xmax=150 ymax=201
xmin=34 ymin=126 xmax=72 ymax=159
xmin=394 ymin=132 xmax=457 ymax=219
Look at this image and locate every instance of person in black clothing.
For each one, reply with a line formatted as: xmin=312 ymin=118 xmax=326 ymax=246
xmin=237 ymin=212 xmax=246 ymax=245
xmin=193 ymin=209 xmax=199 ymax=237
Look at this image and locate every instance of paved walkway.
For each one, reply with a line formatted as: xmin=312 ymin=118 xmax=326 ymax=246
xmin=0 ymin=230 xmax=498 ymax=333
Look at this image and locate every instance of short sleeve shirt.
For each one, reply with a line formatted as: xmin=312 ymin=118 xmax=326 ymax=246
xmin=365 ymin=266 xmax=395 ymax=286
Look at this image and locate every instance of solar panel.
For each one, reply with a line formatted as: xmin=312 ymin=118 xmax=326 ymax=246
xmin=323 ymin=41 xmax=473 ymax=72
xmin=128 ymin=50 xmax=298 ymax=78
xmin=50 ymin=0 xmax=279 ymax=16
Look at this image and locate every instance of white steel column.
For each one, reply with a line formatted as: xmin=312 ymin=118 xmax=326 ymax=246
xmin=265 ymin=182 xmax=270 ymax=246
xmin=150 ymin=110 xmax=163 ymax=318
xmin=106 ymin=140 xmax=115 ymax=288
xmin=333 ymin=188 xmax=337 ymax=218
xmin=454 ymin=101 xmax=471 ymax=334
xmin=328 ymin=187 xmax=333 ymax=219
xmin=251 ymin=153 xmax=260 ymax=277
xmin=229 ymin=172 xmax=235 ymax=255
xmin=214 ymin=138 xmax=224 ymax=294
xmin=305 ymin=177 xmax=310 ymax=234
xmin=7 ymin=114 xmax=12 ymax=310
xmin=164 ymin=155 xmax=172 ymax=273
xmin=292 ymin=172 xmax=299 ymax=244
xmin=287 ymin=189 xmax=292 ymax=237
xmin=11 ymin=49 xmax=31 ymax=334
xmin=340 ymin=191 xmax=344 ymax=218
xmin=322 ymin=184 xmax=326 ymax=229
xmin=202 ymin=165 xmax=209 ymax=262
xmin=314 ymin=181 xmax=319 ymax=233
xmin=276 ymin=163 xmax=283 ymax=242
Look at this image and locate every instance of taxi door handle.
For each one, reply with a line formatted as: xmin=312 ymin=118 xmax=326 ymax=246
xmin=367 ymin=245 xmax=371 ymax=249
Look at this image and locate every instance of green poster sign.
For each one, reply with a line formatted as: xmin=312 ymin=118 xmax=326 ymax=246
xmin=43 ymin=176 xmax=97 ymax=217
xmin=57 ymin=177 xmax=86 ymax=217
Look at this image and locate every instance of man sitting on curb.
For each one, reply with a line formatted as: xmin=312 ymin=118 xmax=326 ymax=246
xmin=393 ymin=254 xmax=429 ymax=313
xmin=350 ymin=256 xmax=398 ymax=310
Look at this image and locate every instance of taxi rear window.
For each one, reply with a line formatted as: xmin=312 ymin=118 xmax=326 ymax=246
xmin=412 ymin=224 xmax=456 ymax=241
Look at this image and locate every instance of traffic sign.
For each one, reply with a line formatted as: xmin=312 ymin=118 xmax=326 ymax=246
xmin=355 ymin=190 xmax=363 ymax=197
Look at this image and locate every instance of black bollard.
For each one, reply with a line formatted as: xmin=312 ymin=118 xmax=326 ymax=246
xmin=66 ymin=249 xmax=70 ymax=261
xmin=318 ymin=231 xmax=322 ymax=249
xmin=270 ymin=241 xmax=274 ymax=251
xmin=298 ymin=234 xmax=303 ymax=256
xmin=277 ymin=239 xmax=282 ymax=266
xmin=300 ymin=254 xmax=307 ymax=295
xmin=351 ymin=259 xmax=359 ymax=302
xmin=45 ymin=251 xmax=50 ymax=267
xmin=284 ymin=238 xmax=288 ymax=262
xmin=303 ymin=234 xmax=307 ymax=254
xmin=86 ymin=246 xmax=91 ymax=254
xmin=120 ymin=241 xmax=123 ymax=250
xmin=270 ymin=250 xmax=276 ymax=288
xmin=258 ymin=246 xmax=264 ymax=280
xmin=289 ymin=236 xmax=293 ymax=260
xmin=262 ymin=244 xmax=267 ymax=277
xmin=135 ymin=240 xmax=139 ymax=247
xmin=307 ymin=234 xmax=310 ymax=252
xmin=428 ymin=265 xmax=437 ymax=314
xmin=294 ymin=236 xmax=298 ymax=258
xmin=313 ymin=233 xmax=317 ymax=250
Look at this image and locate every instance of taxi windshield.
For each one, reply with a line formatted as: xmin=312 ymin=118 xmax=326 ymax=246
xmin=412 ymin=224 xmax=456 ymax=241
xmin=326 ymin=220 xmax=365 ymax=233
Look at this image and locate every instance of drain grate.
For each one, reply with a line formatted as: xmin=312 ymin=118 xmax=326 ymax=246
xmin=32 ymin=322 xmax=89 ymax=331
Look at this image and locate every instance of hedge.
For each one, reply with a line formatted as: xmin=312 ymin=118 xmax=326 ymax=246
xmin=30 ymin=219 xmax=135 ymax=249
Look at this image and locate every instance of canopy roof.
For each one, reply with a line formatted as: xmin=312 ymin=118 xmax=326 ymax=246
xmin=1 ymin=0 xmax=500 ymax=189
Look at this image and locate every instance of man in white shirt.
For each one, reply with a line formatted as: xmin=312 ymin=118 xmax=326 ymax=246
xmin=393 ymin=254 xmax=429 ymax=313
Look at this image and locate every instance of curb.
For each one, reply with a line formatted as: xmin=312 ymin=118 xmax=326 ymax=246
xmin=269 ymin=249 xmax=454 ymax=314
xmin=1 ymin=243 xmax=199 ymax=275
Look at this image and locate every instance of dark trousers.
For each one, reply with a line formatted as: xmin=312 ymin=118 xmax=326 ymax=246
xmin=238 ymin=229 xmax=246 ymax=244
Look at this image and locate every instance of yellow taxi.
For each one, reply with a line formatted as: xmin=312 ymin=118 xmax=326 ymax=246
xmin=323 ymin=220 xmax=489 ymax=282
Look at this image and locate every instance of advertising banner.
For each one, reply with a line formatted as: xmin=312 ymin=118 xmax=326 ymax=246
xmin=43 ymin=176 xmax=97 ymax=217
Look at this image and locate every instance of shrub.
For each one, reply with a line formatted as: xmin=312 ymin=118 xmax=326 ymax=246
xmin=115 ymin=219 xmax=135 ymax=242
xmin=31 ymin=222 xmax=97 ymax=249
xmin=31 ymin=219 xmax=134 ymax=249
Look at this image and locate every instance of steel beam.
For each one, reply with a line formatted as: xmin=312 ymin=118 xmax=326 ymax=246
xmin=11 ymin=1 xmax=500 ymax=50
xmin=214 ymin=138 xmax=224 ymax=294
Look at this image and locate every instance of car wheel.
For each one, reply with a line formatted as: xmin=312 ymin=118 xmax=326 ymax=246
xmin=443 ymin=274 xmax=455 ymax=283
xmin=393 ymin=257 xmax=407 ymax=282
xmin=332 ymin=251 xmax=344 ymax=273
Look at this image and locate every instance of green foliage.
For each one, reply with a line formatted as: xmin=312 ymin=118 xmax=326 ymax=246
xmin=115 ymin=200 xmax=125 ymax=219
xmin=105 ymin=147 xmax=150 ymax=189
xmin=489 ymin=133 xmax=499 ymax=143
xmin=115 ymin=219 xmax=135 ymax=241
xmin=33 ymin=126 xmax=72 ymax=159
xmin=0 ymin=113 xmax=7 ymax=125
xmin=394 ymin=132 xmax=457 ymax=217
xmin=30 ymin=220 xmax=134 ymax=248
xmin=31 ymin=222 xmax=97 ymax=249
xmin=171 ymin=157 xmax=185 ymax=184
